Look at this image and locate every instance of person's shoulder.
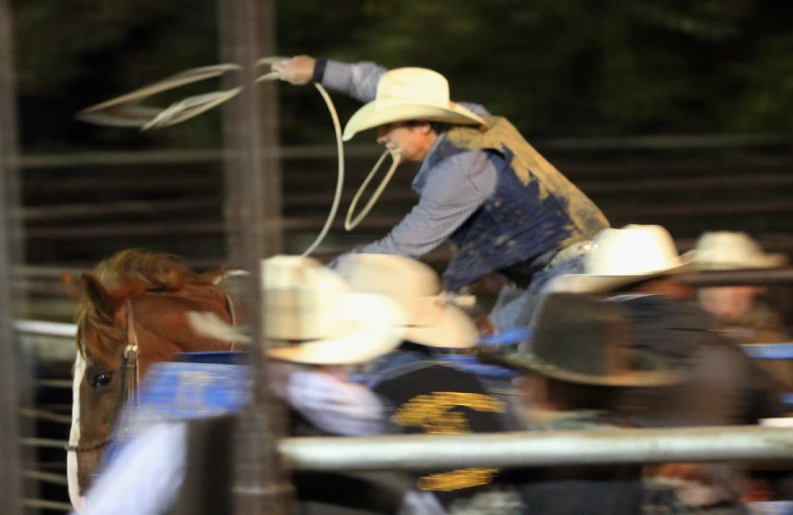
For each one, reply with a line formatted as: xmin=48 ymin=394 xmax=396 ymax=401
xmin=432 ymin=141 xmax=492 ymax=167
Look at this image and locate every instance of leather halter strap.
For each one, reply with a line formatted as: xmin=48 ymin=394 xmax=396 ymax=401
xmin=223 ymin=292 xmax=240 ymax=351
xmin=120 ymin=293 xmax=240 ymax=403
xmin=66 ymin=291 xmax=240 ymax=454
xmin=120 ymin=299 xmax=141 ymax=407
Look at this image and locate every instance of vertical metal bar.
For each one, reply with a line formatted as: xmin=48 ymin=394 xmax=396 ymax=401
xmin=219 ymin=0 xmax=291 ymax=514
xmin=0 ymin=0 xmax=29 ymax=512
xmin=257 ymin=0 xmax=283 ymax=255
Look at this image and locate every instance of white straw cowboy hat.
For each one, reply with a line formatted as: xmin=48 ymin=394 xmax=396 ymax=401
xmin=342 ymin=67 xmax=486 ymax=141
xmin=694 ymin=232 xmax=787 ymax=271
xmin=548 ymin=225 xmax=695 ymax=294
xmin=335 ymin=254 xmax=479 ymax=349
xmin=188 ymin=255 xmax=406 ymax=365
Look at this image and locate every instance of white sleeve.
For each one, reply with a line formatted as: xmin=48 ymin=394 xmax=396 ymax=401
xmin=79 ymin=422 xmax=188 ymax=515
xmin=288 ymin=370 xmax=385 ymax=436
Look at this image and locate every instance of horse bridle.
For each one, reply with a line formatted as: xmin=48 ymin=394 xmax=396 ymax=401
xmin=66 ymin=291 xmax=239 ymax=454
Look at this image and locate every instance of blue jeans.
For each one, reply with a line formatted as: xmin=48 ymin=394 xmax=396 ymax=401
xmin=489 ymin=253 xmax=586 ymax=329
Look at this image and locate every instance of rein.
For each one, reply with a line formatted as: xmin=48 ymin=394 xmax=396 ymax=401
xmin=65 ymin=291 xmax=239 ymax=454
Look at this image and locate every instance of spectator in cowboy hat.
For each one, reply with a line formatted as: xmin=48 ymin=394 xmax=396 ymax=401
xmin=336 ymin=254 xmax=531 ymax=512
xmin=274 ymin=56 xmax=608 ymax=330
xmin=544 ymin=224 xmax=781 ymax=511
xmin=494 ymin=292 xmax=679 ymax=421
xmin=336 ymin=253 xmax=525 ymax=412
xmin=546 ymin=224 xmax=782 ymax=426
xmin=198 ymin=253 xmax=522 ymax=513
xmin=694 ymin=232 xmax=793 ymax=391
xmin=336 ymin=253 xmax=479 ymax=362
xmin=187 ymin=255 xmax=413 ymax=437
xmin=478 ymin=293 xmax=725 ymax=515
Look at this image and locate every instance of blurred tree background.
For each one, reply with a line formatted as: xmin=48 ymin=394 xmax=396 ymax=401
xmin=9 ymin=0 xmax=793 ymax=151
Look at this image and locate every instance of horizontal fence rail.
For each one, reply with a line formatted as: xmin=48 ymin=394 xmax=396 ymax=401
xmin=279 ymin=425 xmax=793 ymax=471
xmin=14 ymin=320 xmax=75 ymax=337
xmin=16 ymin=134 xmax=792 ymax=169
xmin=22 ymin=498 xmax=73 ymax=511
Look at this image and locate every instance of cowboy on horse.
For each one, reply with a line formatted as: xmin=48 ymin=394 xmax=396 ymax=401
xmin=275 ymin=56 xmax=609 ymax=329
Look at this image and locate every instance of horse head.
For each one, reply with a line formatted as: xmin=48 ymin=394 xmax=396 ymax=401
xmin=62 ymin=250 xmax=243 ymax=509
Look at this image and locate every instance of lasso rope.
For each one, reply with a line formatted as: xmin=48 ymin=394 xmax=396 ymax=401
xmin=344 ymin=148 xmax=401 ymax=231
xmin=76 ymin=57 xmax=347 ymax=257
xmin=255 ymin=58 xmax=346 ymax=256
xmin=75 ymin=64 xmax=241 ymax=128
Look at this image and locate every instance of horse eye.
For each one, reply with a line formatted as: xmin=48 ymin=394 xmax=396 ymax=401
xmin=89 ymin=373 xmax=112 ymax=389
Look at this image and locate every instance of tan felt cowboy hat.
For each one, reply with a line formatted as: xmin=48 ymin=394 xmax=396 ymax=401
xmin=548 ymin=224 xmax=695 ymax=294
xmin=491 ymin=293 xmax=679 ymax=387
xmin=188 ymin=255 xmax=406 ymax=365
xmin=342 ymin=67 xmax=486 ymax=141
xmin=693 ymin=231 xmax=787 ymax=271
xmin=335 ymin=254 xmax=479 ymax=349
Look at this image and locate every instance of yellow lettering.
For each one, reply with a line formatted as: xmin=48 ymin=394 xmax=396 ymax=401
xmin=417 ymin=468 xmax=499 ymax=491
xmin=391 ymin=392 xmax=506 ymax=429
xmin=389 ymin=391 xmax=507 ymax=491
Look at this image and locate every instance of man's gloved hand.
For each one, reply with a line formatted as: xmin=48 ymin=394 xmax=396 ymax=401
xmin=272 ymin=55 xmax=316 ymax=85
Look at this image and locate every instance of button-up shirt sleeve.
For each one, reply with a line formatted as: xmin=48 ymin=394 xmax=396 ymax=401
xmin=287 ymin=370 xmax=385 ymax=436
xmin=320 ymin=63 xmax=498 ymax=262
xmin=79 ymin=422 xmax=187 ymax=515
xmin=321 ymin=60 xmax=388 ymax=103
xmin=335 ymin=147 xmax=498 ymax=261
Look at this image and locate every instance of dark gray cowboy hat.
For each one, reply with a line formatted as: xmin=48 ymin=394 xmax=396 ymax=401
xmin=488 ymin=293 xmax=680 ymax=387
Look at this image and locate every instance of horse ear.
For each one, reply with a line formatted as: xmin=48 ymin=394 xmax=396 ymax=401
xmin=81 ymin=274 xmax=118 ymax=320
xmin=61 ymin=273 xmax=83 ymax=302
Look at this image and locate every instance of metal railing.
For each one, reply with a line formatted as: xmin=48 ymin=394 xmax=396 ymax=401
xmin=279 ymin=425 xmax=793 ymax=471
xmin=0 ymin=0 xmax=29 ymax=511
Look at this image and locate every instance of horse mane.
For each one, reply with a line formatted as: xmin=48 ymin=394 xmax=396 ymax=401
xmin=75 ymin=249 xmax=227 ymax=361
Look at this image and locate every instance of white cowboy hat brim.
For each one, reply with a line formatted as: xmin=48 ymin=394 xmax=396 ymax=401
xmin=404 ymin=303 xmax=478 ymax=349
xmin=694 ymin=251 xmax=788 ymax=271
xmin=188 ymin=293 xmax=405 ymax=365
xmin=268 ymin=294 xmax=405 ymax=364
xmin=342 ymin=101 xmax=485 ymax=141
xmin=548 ymin=258 xmax=696 ymax=294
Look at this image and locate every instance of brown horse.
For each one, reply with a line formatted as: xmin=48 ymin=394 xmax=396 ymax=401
xmin=62 ymin=250 xmax=243 ymax=510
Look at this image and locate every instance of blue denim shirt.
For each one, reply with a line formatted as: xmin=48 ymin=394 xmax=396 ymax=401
xmin=321 ymin=61 xmax=499 ymax=263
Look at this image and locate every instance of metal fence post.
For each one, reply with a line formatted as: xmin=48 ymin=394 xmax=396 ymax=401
xmin=0 ymin=0 xmax=31 ymax=512
xmin=219 ymin=0 xmax=292 ymax=513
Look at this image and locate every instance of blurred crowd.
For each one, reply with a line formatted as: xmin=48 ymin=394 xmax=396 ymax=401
xmin=74 ymin=226 xmax=793 ymax=515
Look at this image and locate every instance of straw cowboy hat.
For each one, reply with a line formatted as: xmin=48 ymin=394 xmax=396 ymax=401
xmin=188 ymin=255 xmax=406 ymax=365
xmin=548 ymin=225 xmax=695 ymax=294
xmin=694 ymin=231 xmax=787 ymax=271
xmin=342 ymin=67 xmax=486 ymax=141
xmin=335 ymin=254 xmax=479 ymax=349
xmin=491 ymin=293 xmax=679 ymax=387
